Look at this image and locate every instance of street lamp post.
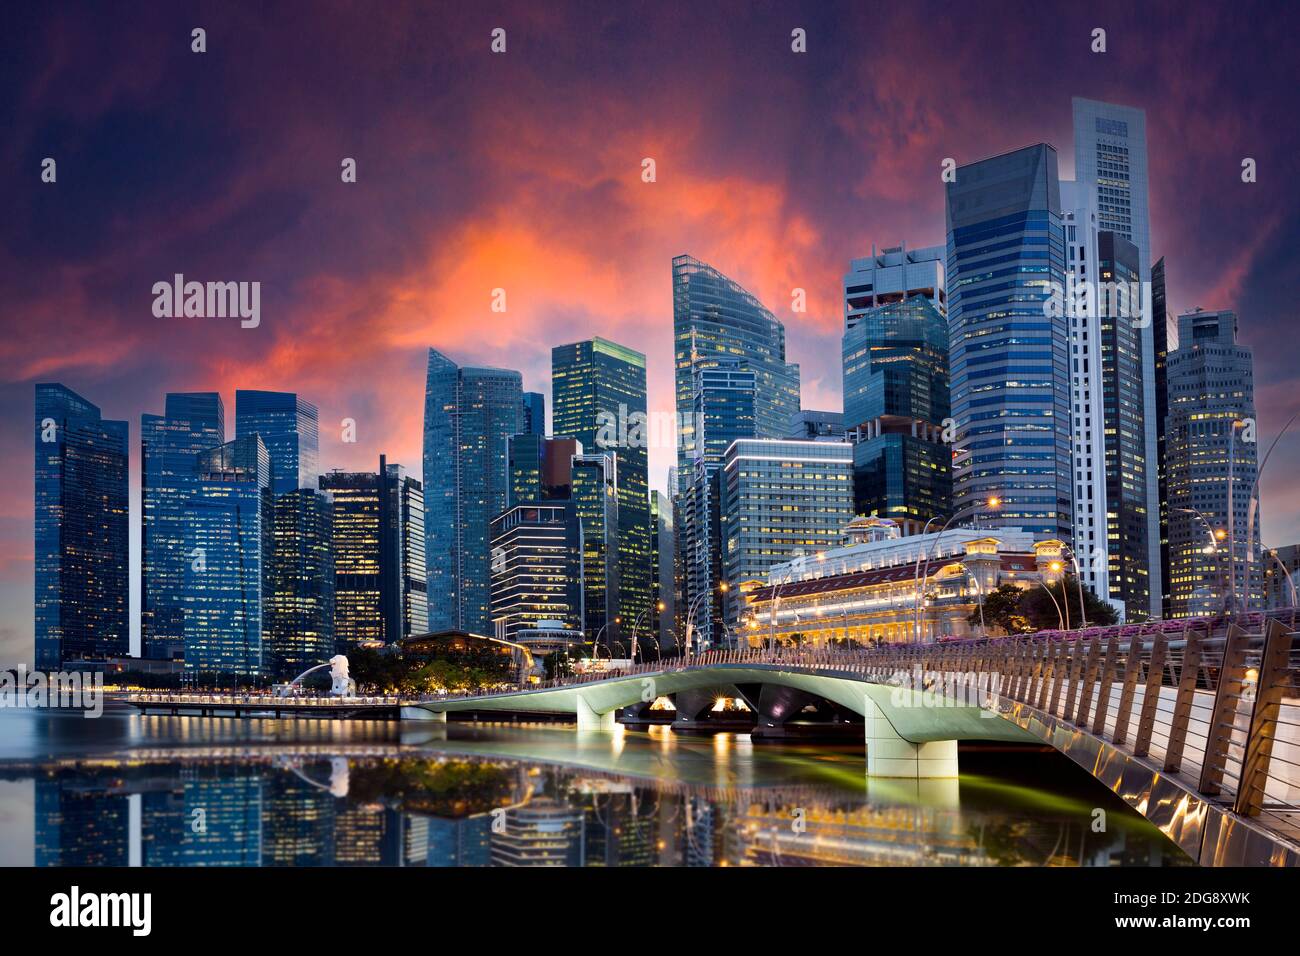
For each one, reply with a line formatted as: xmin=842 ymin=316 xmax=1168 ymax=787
xmin=1177 ymin=506 xmax=1228 ymax=614
xmin=914 ymin=497 xmax=1001 ymax=643
xmin=631 ymin=601 xmax=665 ymax=664
xmin=1244 ymin=412 xmax=1297 ymax=614
xmin=684 ymin=584 xmax=726 ymax=661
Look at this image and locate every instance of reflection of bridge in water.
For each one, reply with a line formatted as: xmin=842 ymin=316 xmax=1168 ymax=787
xmin=407 ymin=612 xmax=1300 ymax=866
xmin=14 ymin=740 xmax=1183 ymax=867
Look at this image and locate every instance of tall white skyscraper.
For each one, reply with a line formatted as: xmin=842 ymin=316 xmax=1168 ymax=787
xmin=1071 ymin=97 xmax=1164 ymax=621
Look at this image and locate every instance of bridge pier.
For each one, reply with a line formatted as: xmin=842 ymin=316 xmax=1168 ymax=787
xmin=575 ymin=694 xmax=616 ymax=733
xmin=401 ymin=707 xmax=446 ymax=722
xmin=864 ymin=696 xmax=958 ymax=778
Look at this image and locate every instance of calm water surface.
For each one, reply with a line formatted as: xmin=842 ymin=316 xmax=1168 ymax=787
xmin=0 ymin=701 xmax=1191 ymax=866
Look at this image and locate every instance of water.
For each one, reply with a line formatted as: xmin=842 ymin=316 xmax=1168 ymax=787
xmin=0 ymin=702 xmax=1191 ymax=867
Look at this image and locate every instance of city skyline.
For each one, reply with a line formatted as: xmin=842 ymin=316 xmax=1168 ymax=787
xmin=6 ymin=1 xmax=1300 ymax=664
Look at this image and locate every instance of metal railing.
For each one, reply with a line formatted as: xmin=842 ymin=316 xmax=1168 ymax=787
xmin=480 ymin=610 xmax=1300 ymax=840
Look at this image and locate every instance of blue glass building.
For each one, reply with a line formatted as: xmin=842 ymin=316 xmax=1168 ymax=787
xmin=522 ymin=391 xmax=546 ymax=436
xmin=672 ymin=255 xmax=801 ymax=494
xmin=552 ymin=337 xmax=650 ymax=646
xmin=423 ymin=349 xmax=522 ymax=633
xmin=945 ymin=144 xmax=1073 ymax=540
xmin=234 ymin=390 xmax=319 ymax=495
xmin=183 ymin=434 xmax=272 ymax=676
xmin=34 ymin=384 xmax=129 ymax=668
xmin=141 ymin=392 xmax=225 ymax=660
xmin=267 ymin=488 xmax=335 ymax=678
xmin=841 ymin=247 xmax=951 ymax=532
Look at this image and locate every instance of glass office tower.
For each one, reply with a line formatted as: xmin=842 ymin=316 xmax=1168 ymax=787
xmin=423 ymin=349 xmax=523 ymax=633
xmin=234 ymin=390 xmax=319 ymax=495
xmin=945 ymin=144 xmax=1073 ymax=540
xmin=142 ymin=392 xmax=225 ymax=661
xmin=320 ymin=456 xmax=426 ymax=649
xmin=672 ymin=255 xmax=801 ymax=494
xmin=34 ymin=383 xmax=129 ymax=668
xmin=489 ymin=502 xmax=582 ymax=642
xmin=1166 ymin=310 xmax=1261 ymax=617
xmin=1097 ymin=231 xmax=1151 ymax=618
xmin=679 ymin=362 xmax=758 ymax=648
xmin=522 ymin=391 xmax=546 ymax=436
xmin=552 ymin=337 xmax=650 ymax=647
xmin=183 ymin=434 xmax=272 ymax=676
xmin=1072 ymin=97 xmax=1159 ymax=616
xmin=569 ymin=453 xmax=619 ymax=646
xmin=267 ymin=488 xmax=335 ymax=679
xmin=841 ymin=245 xmax=951 ymax=533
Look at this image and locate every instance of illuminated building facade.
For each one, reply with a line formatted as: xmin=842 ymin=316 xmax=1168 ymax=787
xmin=183 ymin=434 xmax=272 ymax=676
xmin=423 ymin=349 xmax=523 ymax=633
xmin=841 ymin=244 xmax=951 ymax=534
xmin=552 ymin=337 xmax=651 ymax=649
xmin=720 ymin=439 xmax=855 ymax=638
xmin=267 ymin=488 xmax=335 ymax=678
xmin=320 ymin=456 xmax=426 ymax=649
xmin=142 ymin=392 xmax=225 ymax=661
xmin=1166 ymin=309 xmax=1262 ymax=617
xmin=234 ymin=389 xmax=319 ymax=495
xmin=945 ymin=144 xmax=1074 ymax=541
xmin=570 ymin=453 xmax=619 ymax=645
xmin=741 ymin=518 xmax=1059 ymax=644
xmin=34 ymin=383 xmax=130 ymax=668
xmin=507 ymin=434 xmax=579 ymax=507
xmin=672 ymin=255 xmax=801 ymax=494
xmin=489 ymin=502 xmax=581 ymax=643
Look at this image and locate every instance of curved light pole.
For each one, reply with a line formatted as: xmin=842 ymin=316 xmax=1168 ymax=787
xmin=1036 ymin=578 xmax=1066 ymax=629
xmin=967 ymin=572 xmax=987 ymax=639
xmin=1244 ymin=412 xmax=1297 ymax=613
xmin=1176 ymin=506 xmax=1228 ymax=613
xmin=1227 ymin=418 xmax=1247 ymax=615
xmin=914 ymin=497 xmax=1001 ymax=643
xmin=767 ymin=567 xmax=798 ymax=654
xmin=631 ymin=601 xmax=665 ymax=663
xmin=684 ymin=584 xmax=726 ymax=661
xmin=1060 ymin=544 xmax=1089 ymax=629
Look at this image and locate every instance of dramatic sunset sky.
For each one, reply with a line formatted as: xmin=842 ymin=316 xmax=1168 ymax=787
xmin=3 ymin=0 xmax=1298 ymax=663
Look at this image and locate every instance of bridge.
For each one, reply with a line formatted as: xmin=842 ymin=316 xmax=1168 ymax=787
xmin=405 ymin=611 xmax=1300 ymax=866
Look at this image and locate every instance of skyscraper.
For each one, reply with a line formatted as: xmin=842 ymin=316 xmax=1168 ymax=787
xmin=507 ymin=434 xmax=579 ymax=507
xmin=423 ymin=349 xmax=523 ymax=633
xmin=489 ymin=502 xmax=582 ymax=643
xmin=569 ymin=453 xmax=619 ymax=645
xmin=652 ymin=489 xmax=675 ymax=654
xmin=1071 ymin=97 xmax=1160 ymax=617
xmin=1097 ymin=231 xmax=1150 ymax=618
xmin=552 ymin=337 xmax=650 ymax=646
xmin=183 ymin=434 xmax=272 ymax=676
xmin=1166 ymin=309 xmax=1261 ymax=617
xmin=320 ymin=457 xmax=426 ymax=648
xmin=679 ymin=362 xmax=758 ymax=647
xmin=267 ymin=488 xmax=335 ymax=679
xmin=945 ymin=144 xmax=1073 ymax=540
xmin=141 ymin=392 xmax=225 ymax=661
xmin=522 ymin=391 xmax=546 ymax=436
xmin=672 ymin=255 xmax=801 ymax=492
xmin=841 ymin=244 xmax=951 ymax=534
xmin=34 ymin=384 xmax=129 ymax=668
xmin=1152 ymin=257 xmax=1178 ymax=617
xmin=720 ymin=439 xmax=855 ymax=638
xmin=234 ymin=390 xmax=319 ymax=495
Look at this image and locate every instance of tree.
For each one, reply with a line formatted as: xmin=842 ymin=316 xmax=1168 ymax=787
xmin=974 ymin=584 xmax=1034 ymax=635
xmin=1020 ymin=576 xmax=1118 ymax=631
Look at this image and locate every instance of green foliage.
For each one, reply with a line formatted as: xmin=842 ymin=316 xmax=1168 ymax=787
xmin=971 ymin=577 xmax=1119 ymax=635
xmin=348 ymin=645 xmax=513 ymax=695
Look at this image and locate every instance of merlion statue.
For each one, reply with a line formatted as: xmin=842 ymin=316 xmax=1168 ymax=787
xmin=329 ymin=655 xmax=355 ymax=697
